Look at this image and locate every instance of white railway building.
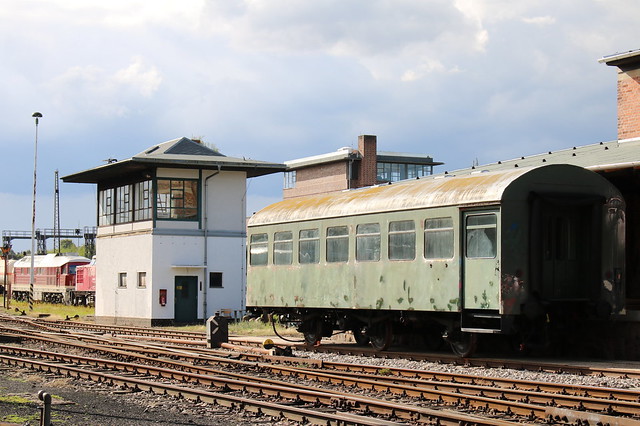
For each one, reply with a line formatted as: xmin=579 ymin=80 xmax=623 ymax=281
xmin=63 ymin=137 xmax=284 ymax=325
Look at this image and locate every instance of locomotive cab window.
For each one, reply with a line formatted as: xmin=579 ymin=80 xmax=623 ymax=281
xmin=356 ymin=223 xmax=380 ymax=262
xmin=274 ymin=231 xmax=293 ymax=265
xmin=326 ymin=226 xmax=349 ymax=263
xmin=425 ymin=217 xmax=454 ymax=259
xmin=389 ymin=220 xmax=415 ymax=260
xmin=299 ymin=229 xmax=319 ymax=264
xmin=465 ymin=214 xmax=497 ymax=259
xmin=249 ymin=233 xmax=268 ymax=266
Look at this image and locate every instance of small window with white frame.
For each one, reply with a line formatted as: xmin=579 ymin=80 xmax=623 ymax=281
xmin=137 ymin=272 xmax=146 ymax=288
xmin=118 ymin=272 xmax=127 ymax=288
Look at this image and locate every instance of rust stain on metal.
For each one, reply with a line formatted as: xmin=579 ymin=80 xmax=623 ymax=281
xmin=249 ymin=168 xmax=530 ymax=226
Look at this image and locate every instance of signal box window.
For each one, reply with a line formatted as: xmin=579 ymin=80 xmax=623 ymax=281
xmin=326 ymin=226 xmax=349 ymax=263
xmin=249 ymin=233 xmax=268 ymax=266
xmin=389 ymin=220 xmax=415 ymax=260
xmin=274 ymin=231 xmax=293 ymax=265
xmin=299 ymin=229 xmax=319 ymax=264
xmin=98 ymin=188 xmax=115 ymax=226
xmin=137 ymin=272 xmax=146 ymax=288
xmin=156 ymin=178 xmax=198 ymax=220
xmin=118 ymin=272 xmax=127 ymax=288
xmin=356 ymin=223 xmax=380 ymax=261
xmin=425 ymin=217 xmax=454 ymax=259
xmin=466 ymin=214 xmax=497 ymax=258
xmin=134 ymin=180 xmax=152 ymax=221
xmin=209 ymin=272 xmax=223 ymax=288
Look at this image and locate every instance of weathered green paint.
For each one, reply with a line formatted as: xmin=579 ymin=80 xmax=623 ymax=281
xmin=246 ymin=165 xmax=626 ymax=320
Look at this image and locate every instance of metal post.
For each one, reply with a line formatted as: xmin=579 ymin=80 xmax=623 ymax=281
xmin=30 ymin=112 xmax=42 ymax=311
xmin=38 ymin=390 xmax=51 ymax=426
xmin=1 ymin=244 xmax=10 ymax=309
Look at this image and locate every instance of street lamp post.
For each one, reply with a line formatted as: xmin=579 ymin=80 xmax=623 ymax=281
xmin=30 ymin=112 xmax=42 ymax=311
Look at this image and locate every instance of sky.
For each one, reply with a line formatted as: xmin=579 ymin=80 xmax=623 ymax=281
xmin=0 ymin=0 xmax=638 ymax=251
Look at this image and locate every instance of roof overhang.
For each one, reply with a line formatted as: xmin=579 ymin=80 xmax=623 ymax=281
xmin=62 ymin=157 xmax=286 ymax=183
xmin=599 ymin=49 xmax=640 ymax=67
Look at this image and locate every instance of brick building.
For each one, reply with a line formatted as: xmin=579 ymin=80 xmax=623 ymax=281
xmin=599 ymin=50 xmax=640 ymax=141
xmin=283 ymin=135 xmax=443 ymax=199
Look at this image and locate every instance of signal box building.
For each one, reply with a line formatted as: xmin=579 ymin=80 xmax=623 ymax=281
xmin=283 ymin=134 xmax=443 ymax=199
xmin=63 ymin=137 xmax=285 ymax=325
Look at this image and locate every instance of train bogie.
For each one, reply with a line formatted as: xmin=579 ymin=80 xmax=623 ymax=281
xmin=247 ymin=164 xmax=625 ymax=356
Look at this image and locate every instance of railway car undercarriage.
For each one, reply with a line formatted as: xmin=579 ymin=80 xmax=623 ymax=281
xmin=267 ymin=301 xmax=618 ymax=358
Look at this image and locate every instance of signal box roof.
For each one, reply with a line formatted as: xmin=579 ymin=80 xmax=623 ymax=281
xmin=62 ymin=137 xmax=286 ymax=183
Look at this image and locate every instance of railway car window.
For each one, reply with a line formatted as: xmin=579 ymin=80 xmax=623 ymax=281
xmin=134 ymin=180 xmax=153 ymax=221
xmin=299 ymin=229 xmax=320 ymax=264
xmin=274 ymin=231 xmax=293 ymax=265
xmin=356 ymin=223 xmax=381 ymax=262
xmin=116 ymin=184 xmax=133 ymax=223
xmin=249 ymin=233 xmax=268 ymax=266
xmin=425 ymin=217 xmax=454 ymax=259
xmin=156 ymin=179 xmax=198 ymax=220
xmin=326 ymin=226 xmax=349 ymax=263
xmin=465 ymin=214 xmax=497 ymax=258
xmin=98 ymin=188 xmax=114 ymax=226
xmin=118 ymin=272 xmax=127 ymax=288
xmin=389 ymin=220 xmax=415 ymax=260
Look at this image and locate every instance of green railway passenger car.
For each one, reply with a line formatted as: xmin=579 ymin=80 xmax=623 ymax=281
xmin=247 ymin=164 xmax=625 ymax=356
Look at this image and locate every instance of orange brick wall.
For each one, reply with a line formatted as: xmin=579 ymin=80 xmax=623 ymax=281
xmin=618 ymin=68 xmax=640 ymax=140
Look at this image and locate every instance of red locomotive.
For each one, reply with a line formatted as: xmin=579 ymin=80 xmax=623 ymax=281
xmin=73 ymin=257 xmax=96 ymax=306
xmin=12 ymin=254 xmax=91 ymax=304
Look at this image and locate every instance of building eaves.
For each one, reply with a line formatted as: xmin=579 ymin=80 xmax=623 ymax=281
xmin=285 ymin=148 xmax=360 ymax=170
xmin=598 ymin=49 xmax=640 ymax=67
xmin=62 ymin=137 xmax=286 ymax=183
xmin=377 ymin=151 xmax=444 ymax=166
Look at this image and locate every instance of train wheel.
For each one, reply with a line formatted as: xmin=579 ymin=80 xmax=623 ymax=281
xmin=448 ymin=331 xmax=477 ymax=357
xmin=303 ymin=320 xmax=323 ymax=346
xmin=352 ymin=327 xmax=370 ymax=346
xmin=369 ymin=322 xmax=392 ymax=351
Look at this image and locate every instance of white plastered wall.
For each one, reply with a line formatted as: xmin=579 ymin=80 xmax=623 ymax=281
xmin=95 ymin=169 xmax=248 ymax=322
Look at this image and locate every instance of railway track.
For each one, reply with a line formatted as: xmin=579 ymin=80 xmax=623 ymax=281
xmin=11 ymin=315 xmax=640 ymax=380
xmin=0 ymin=316 xmax=639 ymax=424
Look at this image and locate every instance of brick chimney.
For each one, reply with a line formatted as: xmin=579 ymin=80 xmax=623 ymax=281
xmin=357 ymin=135 xmax=377 ymax=187
xmin=600 ymin=50 xmax=640 ymax=141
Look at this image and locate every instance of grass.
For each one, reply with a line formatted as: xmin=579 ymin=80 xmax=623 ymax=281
xmin=0 ymin=301 xmax=301 ymax=337
xmin=1 ymin=301 xmax=94 ymax=321
xmin=229 ymin=318 xmax=301 ymax=337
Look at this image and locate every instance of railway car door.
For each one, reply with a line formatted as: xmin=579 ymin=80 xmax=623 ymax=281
xmin=539 ymin=201 xmax=596 ymax=300
xmin=174 ymin=276 xmax=198 ymax=323
xmin=462 ymin=210 xmax=500 ymax=310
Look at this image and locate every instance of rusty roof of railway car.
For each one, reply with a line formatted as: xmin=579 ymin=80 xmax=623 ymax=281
xmin=248 ymin=167 xmax=535 ymax=226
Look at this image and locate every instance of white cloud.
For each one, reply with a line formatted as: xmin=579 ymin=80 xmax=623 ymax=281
xmin=49 ymin=57 xmax=161 ymax=117
xmin=522 ymin=16 xmax=556 ymax=25
xmin=114 ymin=57 xmax=162 ymax=97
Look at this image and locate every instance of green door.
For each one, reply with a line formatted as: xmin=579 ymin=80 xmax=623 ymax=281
xmin=174 ymin=276 xmax=198 ymax=323
xmin=463 ymin=210 xmax=500 ymax=309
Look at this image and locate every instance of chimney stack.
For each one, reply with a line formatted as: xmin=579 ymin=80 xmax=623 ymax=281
xmin=600 ymin=50 xmax=640 ymax=141
xmin=357 ymin=135 xmax=378 ymax=187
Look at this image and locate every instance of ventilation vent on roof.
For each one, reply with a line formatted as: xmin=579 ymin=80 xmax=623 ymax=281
xmin=146 ymin=146 xmax=159 ymax=154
